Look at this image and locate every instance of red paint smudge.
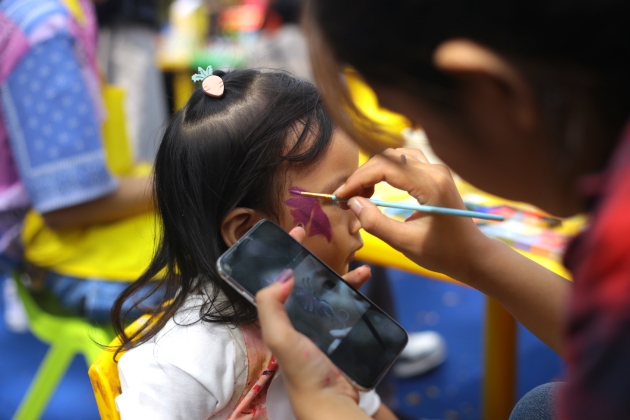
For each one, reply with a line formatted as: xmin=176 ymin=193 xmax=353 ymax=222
xmin=286 ymin=187 xmax=332 ymax=242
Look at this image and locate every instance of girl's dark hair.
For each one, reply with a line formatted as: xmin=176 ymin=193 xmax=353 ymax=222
xmin=111 ymin=69 xmax=333 ymax=354
xmin=304 ymin=0 xmax=630 ymax=155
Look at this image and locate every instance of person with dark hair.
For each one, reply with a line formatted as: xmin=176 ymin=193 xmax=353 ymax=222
xmin=254 ymin=0 xmax=630 ymax=419
xmin=112 ymin=68 xmax=396 ymax=420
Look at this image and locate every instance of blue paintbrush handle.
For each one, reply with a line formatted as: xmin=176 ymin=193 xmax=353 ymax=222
xmin=333 ymin=196 xmax=505 ymax=221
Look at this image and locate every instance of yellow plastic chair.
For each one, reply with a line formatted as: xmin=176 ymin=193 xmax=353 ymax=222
xmin=88 ymin=314 xmax=153 ymax=420
xmin=10 ymin=272 xmax=116 ymax=420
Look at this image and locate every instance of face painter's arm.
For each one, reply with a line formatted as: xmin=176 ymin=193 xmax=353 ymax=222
xmin=256 ymin=227 xmax=375 ymax=420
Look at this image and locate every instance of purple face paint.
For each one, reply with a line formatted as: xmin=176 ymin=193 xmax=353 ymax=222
xmin=286 ymin=187 xmax=332 ymax=242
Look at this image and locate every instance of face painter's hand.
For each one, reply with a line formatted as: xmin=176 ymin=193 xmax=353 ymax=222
xmin=334 ymin=148 xmax=491 ymax=282
xmin=256 ymin=277 xmax=370 ymax=420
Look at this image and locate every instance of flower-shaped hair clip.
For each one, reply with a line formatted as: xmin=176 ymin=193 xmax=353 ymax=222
xmin=192 ymin=66 xmax=224 ymax=98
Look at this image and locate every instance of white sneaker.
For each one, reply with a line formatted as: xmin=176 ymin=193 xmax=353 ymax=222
xmin=393 ymin=331 xmax=447 ymax=378
xmin=3 ymin=277 xmax=29 ymax=333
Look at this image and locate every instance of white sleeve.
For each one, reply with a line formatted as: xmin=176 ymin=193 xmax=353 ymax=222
xmin=358 ymin=390 xmax=382 ymax=417
xmin=116 ymin=318 xmax=248 ymax=420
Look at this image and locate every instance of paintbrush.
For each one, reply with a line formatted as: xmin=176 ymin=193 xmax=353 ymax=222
xmin=299 ymin=192 xmax=505 ymax=221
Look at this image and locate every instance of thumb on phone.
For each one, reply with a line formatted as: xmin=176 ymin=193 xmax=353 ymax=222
xmin=256 ymin=271 xmax=296 ymax=354
xmin=256 ymin=271 xmax=363 ymax=414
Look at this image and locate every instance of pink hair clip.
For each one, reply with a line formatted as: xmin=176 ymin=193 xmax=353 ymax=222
xmin=191 ymin=66 xmax=224 ymax=98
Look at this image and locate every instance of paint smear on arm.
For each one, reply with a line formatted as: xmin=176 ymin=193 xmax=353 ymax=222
xmin=286 ymin=187 xmax=332 ymax=242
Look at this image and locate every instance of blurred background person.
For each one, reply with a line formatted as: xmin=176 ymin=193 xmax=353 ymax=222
xmin=249 ymin=0 xmax=312 ymax=81
xmin=0 ymin=0 xmax=159 ymax=328
xmin=96 ymin=0 xmax=168 ymax=162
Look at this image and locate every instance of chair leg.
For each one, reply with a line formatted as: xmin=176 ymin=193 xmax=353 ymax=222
xmin=12 ymin=344 xmax=76 ymax=420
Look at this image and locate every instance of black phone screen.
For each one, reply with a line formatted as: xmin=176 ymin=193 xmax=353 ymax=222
xmin=217 ymin=220 xmax=408 ymax=389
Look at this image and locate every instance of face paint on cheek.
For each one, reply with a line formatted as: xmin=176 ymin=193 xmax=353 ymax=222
xmin=285 ymin=187 xmax=332 ymax=242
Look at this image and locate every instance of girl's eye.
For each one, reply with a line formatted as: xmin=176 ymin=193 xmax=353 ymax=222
xmin=323 ymin=280 xmax=336 ymax=290
xmin=329 ymin=200 xmax=341 ymax=208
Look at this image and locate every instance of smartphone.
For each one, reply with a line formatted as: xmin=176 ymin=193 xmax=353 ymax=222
xmin=216 ymin=219 xmax=409 ymax=390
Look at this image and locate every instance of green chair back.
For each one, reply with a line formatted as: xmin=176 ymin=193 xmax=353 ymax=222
xmin=11 ymin=272 xmax=115 ymax=420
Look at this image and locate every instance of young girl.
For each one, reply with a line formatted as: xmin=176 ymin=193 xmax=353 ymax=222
xmin=111 ymin=69 xmax=395 ymax=420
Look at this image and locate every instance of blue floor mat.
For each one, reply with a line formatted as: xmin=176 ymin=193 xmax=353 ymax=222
xmin=387 ymin=269 xmax=564 ymax=420
xmin=0 ymin=270 xmax=563 ymax=420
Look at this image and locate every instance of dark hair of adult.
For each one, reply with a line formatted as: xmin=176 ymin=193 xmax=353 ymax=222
xmin=304 ymin=0 xmax=630 ymax=160
xmin=110 ymin=69 xmax=333 ymax=355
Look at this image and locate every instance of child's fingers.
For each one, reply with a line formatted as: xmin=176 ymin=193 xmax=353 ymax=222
xmin=342 ymin=265 xmax=371 ymax=289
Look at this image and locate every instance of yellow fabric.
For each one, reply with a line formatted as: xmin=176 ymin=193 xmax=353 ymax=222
xmin=345 ymin=68 xmax=410 ymax=148
xmin=22 ymin=206 xmax=157 ymax=281
xmin=21 ymin=79 xmax=158 ymax=280
xmin=89 ymin=314 xmax=153 ymax=420
xmin=59 ymin=0 xmax=85 ymax=24
xmin=102 ymin=86 xmax=134 ymax=176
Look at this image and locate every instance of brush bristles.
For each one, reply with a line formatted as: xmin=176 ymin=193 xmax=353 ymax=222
xmin=299 ymin=192 xmax=335 ymax=199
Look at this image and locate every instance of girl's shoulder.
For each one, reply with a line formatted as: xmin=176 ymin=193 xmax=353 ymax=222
xmin=117 ymin=294 xmax=250 ymax=417
xmin=123 ymin=293 xmax=247 ymax=369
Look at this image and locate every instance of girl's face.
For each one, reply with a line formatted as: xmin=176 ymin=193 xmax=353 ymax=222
xmin=279 ymin=130 xmax=363 ymax=275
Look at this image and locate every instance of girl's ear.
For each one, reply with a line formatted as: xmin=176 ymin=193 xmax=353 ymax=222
xmin=221 ymin=208 xmax=266 ymax=247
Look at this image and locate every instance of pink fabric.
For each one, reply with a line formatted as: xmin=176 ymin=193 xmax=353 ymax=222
xmin=0 ymin=12 xmax=29 ymax=84
xmin=0 ymin=1 xmax=101 ymax=261
xmin=229 ymin=324 xmax=277 ymax=420
xmin=28 ymin=13 xmax=68 ymax=45
xmin=0 ymin=12 xmax=29 ymax=192
xmin=67 ymin=0 xmax=98 ymax=76
xmin=0 ymin=120 xmax=19 ymax=192
xmin=67 ymin=0 xmax=104 ymax=120
xmin=0 ymin=1 xmax=101 ymax=191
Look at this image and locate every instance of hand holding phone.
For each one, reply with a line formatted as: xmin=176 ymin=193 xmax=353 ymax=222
xmin=217 ymin=220 xmax=408 ymax=390
xmin=256 ymin=272 xmax=373 ymax=420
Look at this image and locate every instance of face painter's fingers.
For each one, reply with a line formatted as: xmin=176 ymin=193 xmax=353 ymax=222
xmin=390 ymin=147 xmax=430 ymax=163
xmin=346 ymin=196 xmax=429 ymax=256
xmin=335 ymin=148 xmax=459 ymax=209
xmin=288 ymin=225 xmax=307 ymax=243
xmin=342 ymin=265 xmax=371 ymax=289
